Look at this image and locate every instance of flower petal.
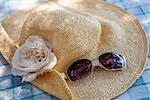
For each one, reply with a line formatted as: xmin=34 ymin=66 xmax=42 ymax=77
xmin=22 ymin=72 xmax=37 ymax=82
xmin=45 ymin=52 xmax=57 ymax=69
xmin=11 ymin=67 xmax=27 ymax=76
xmin=44 ymin=40 xmax=52 ymax=51
xmin=25 ymin=35 xmax=44 ymax=43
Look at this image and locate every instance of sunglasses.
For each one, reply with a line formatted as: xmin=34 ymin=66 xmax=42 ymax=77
xmin=67 ymin=52 xmax=126 ymax=81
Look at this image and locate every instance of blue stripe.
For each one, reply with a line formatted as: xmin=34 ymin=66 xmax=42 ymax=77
xmin=133 ymin=81 xmax=150 ymax=87
xmin=144 ymin=68 xmax=150 ymax=72
xmin=19 ymin=93 xmax=59 ymax=100
xmin=138 ymin=97 xmax=150 ymax=100
xmin=50 ymin=96 xmax=54 ymax=100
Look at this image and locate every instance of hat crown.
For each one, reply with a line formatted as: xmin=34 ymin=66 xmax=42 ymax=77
xmin=20 ymin=2 xmax=101 ymax=72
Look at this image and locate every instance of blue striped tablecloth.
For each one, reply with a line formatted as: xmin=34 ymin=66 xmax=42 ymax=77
xmin=0 ymin=0 xmax=150 ymax=100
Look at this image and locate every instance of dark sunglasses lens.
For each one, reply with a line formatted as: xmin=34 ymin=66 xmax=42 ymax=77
xmin=67 ymin=59 xmax=92 ymax=81
xmin=99 ymin=52 xmax=126 ymax=70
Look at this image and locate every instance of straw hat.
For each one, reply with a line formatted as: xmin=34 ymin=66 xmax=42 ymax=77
xmin=0 ymin=0 xmax=148 ymax=99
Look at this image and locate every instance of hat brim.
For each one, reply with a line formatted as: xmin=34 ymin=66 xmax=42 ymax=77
xmin=65 ymin=2 xmax=148 ymax=99
xmin=0 ymin=1 xmax=148 ymax=100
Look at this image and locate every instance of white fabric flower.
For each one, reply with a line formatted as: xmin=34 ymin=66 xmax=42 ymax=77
xmin=11 ymin=35 xmax=57 ymax=82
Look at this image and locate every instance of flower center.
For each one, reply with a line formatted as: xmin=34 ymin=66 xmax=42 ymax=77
xmin=25 ymin=48 xmax=46 ymax=63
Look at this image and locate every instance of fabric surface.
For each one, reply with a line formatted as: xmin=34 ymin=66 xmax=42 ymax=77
xmin=0 ymin=0 xmax=150 ymax=100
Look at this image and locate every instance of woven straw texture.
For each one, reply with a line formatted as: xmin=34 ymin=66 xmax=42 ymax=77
xmin=0 ymin=0 xmax=148 ymax=100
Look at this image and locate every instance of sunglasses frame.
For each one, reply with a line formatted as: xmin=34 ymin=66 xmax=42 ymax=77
xmin=66 ymin=52 xmax=127 ymax=81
